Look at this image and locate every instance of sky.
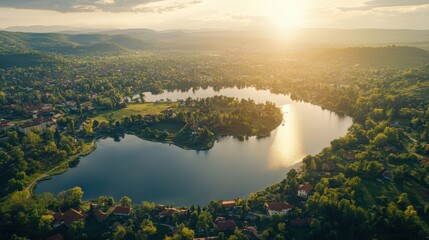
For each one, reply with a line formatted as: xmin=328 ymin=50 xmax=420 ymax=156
xmin=0 ymin=0 xmax=428 ymax=30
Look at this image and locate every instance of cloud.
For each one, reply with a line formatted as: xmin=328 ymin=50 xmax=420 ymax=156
xmin=0 ymin=0 xmax=202 ymax=13
xmin=133 ymin=0 xmax=202 ymax=13
xmin=341 ymin=0 xmax=429 ymax=11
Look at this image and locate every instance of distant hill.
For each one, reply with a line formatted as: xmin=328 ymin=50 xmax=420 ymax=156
xmin=1 ymin=29 xmax=429 ymax=69
xmin=0 ymin=31 xmax=148 ymax=55
xmin=92 ymin=28 xmax=429 ymax=51
xmin=0 ymin=52 xmax=65 ymax=68
xmin=5 ymin=27 xmax=429 ymax=50
xmin=3 ymin=25 xmax=117 ymax=34
xmin=313 ymin=46 xmax=429 ymax=68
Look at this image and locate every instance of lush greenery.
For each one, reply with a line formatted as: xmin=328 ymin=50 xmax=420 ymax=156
xmin=94 ymin=97 xmax=282 ymax=150
xmin=1 ymin=30 xmax=429 ymax=239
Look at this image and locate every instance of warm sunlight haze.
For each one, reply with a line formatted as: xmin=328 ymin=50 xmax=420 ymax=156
xmin=270 ymin=0 xmax=306 ymax=28
xmin=1 ymin=1 xmax=429 ymax=240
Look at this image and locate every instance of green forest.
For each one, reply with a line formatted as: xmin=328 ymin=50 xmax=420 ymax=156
xmin=1 ymin=31 xmax=429 ymax=240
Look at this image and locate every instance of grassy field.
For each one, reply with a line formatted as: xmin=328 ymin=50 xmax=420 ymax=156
xmin=91 ymin=103 xmax=176 ymax=122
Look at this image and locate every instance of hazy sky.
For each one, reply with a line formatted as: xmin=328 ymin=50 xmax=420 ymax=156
xmin=0 ymin=0 xmax=428 ymax=30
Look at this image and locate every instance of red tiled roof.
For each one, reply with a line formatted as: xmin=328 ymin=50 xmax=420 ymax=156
xmin=62 ymin=209 xmax=85 ymax=225
xmin=159 ymin=208 xmax=180 ymax=217
xmin=94 ymin=210 xmax=107 ymax=221
xmin=265 ymin=202 xmax=293 ymax=211
xmin=222 ymin=201 xmax=237 ymax=208
xmin=112 ymin=206 xmax=133 ymax=215
xmin=53 ymin=212 xmax=63 ymax=220
xmin=216 ymin=220 xmax=237 ymax=230
xmin=298 ymin=183 xmax=314 ymax=193
xmin=19 ymin=118 xmax=51 ymax=128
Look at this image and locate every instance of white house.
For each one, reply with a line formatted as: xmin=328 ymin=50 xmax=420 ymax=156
xmin=297 ymin=183 xmax=314 ymax=198
xmin=265 ymin=202 xmax=293 ymax=216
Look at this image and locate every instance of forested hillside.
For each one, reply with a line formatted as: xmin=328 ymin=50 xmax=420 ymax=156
xmin=0 ymin=30 xmax=429 ymax=239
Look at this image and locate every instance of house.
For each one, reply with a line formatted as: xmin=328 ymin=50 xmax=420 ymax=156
xmin=51 ymin=212 xmax=64 ymax=228
xmin=215 ymin=220 xmax=237 ymax=232
xmin=297 ymin=183 xmax=314 ymax=198
xmin=243 ymin=226 xmax=262 ymax=240
xmin=265 ymin=202 xmax=293 ymax=216
xmin=112 ymin=206 xmax=133 ymax=216
xmin=22 ymin=104 xmax=54 ymax=118
xmin=194 ymin=237 xmax=218 ymax=240
xmin=159 ymin=208 xmax=186 ymax=219
xmin=18 ymin=118 xmax=53 ymax=133
xmin=62 ymin=209 xmax=85 ymax=226
xmin=222 ymin=201 xmax=237 ymax=209
xmin=94 ymin=210 xmax=107 ymax=222
xmin=50 ymin=209 xmax=85 ymax=227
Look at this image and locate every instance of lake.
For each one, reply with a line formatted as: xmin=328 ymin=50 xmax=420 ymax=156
xmin=35 ymin=87 xmax=353 ymax=206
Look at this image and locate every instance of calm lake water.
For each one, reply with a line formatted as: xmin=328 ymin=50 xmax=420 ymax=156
xmin=35 ymin=87 xmax=353 ymax=206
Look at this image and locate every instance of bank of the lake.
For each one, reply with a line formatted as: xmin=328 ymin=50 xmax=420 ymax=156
xmin=35 ymin=87 xmax=353 ymax=206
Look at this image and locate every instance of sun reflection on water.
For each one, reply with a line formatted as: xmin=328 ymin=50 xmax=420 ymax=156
xmin=268 ymin=104 xmax=305 ymax=169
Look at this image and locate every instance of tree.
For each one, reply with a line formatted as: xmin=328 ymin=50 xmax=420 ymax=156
xmin=37 ymin=215 xmax=53 ymax=235
xmin=113 ymin=225 xmax=126 ymax=240
xmin=278 ymin=222 xmax=286 ymax=233
xmin=197 ymin=211 xmax=213 ymax=236
xmin=165 ymin=226 xmax=195 ymax=240
xmin=119 ymin=196 xmax=132 ymax=207
xmin=67 ymin=220 xmax=87 ymax=240
xmin=57 ymin=187 xmax=84 ymax=208
xmin=404 ymin=205 xmax=417 ymax=220
xmin=140 ymin=219 xmax=157 ymax=238
xmin=397 ymin=193 xmax=410 ymax=208
xmin=25 ymin=131 xmax=41 ymax=148
xmin=141 ymin=201 xmax=156 ymax=212
xmin=98 ymin=196 xmax=115 ymax=210
xmin=372 ymin=133 xmax=388 ymax=147
xmin=83 ymin=123 xmax=93 ymax=137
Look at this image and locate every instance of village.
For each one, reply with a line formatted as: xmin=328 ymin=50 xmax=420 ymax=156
xmin=44 ymin=183 xmax=315 ymax=240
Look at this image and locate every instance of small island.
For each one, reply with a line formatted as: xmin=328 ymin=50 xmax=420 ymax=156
xmin=90 ymin=96 xmax=283 ymax=150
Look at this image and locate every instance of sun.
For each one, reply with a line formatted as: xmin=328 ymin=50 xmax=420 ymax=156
xmin=270 ymin=0 xmax=306 ymax=28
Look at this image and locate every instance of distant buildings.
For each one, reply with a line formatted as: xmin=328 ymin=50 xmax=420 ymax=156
xmin=265 ymin=202 xmax=294 ymax=216
xmin=112 ymin=206 xmax=133 ymax=216
xmin=93 ymin=210 xmax=107 ymax=222
xmin=221 ymin=200 xmax=237 ymax=209
xmin=214 ymin=219 xmax=237 ymax=232
xmin=18 ymin=118 xmax=53 ymax=134
xmin=50 ymin=208 xmax=85 ymax=228
xmin=297 ymin=183 xmax=314 ymax=198
xmin=159 ymin=208 xmax=179 ymax=219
